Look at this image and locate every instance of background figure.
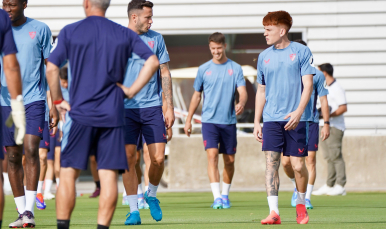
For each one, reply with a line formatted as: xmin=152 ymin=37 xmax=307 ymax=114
xmin=313 ymin=63 xmax=347 ymax=196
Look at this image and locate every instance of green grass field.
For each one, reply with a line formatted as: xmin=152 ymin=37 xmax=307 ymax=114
xmin=2 ymin=192 xmax=386 ymax=228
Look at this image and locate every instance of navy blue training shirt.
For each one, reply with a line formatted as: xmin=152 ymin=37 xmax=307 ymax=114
xmin=49 ymin=16 xmax=154 ymax=127
xmin=0 ymin=9 xmax=17 ymax=58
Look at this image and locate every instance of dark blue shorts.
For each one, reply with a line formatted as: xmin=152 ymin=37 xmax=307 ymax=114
xmin=2 ymin=100 xmax=45 ymax=146
xmin=61 ymin=113 xmax=127 ymax=172
xmin=262 ymin=121 xmax=309 ymax=157
xmin=308 ymin=122 xmax=319 ymax=151
xmin=202 ymin=123 xmax=237 ymax=155
xmin=48 ymin=131 xmax=61 ymax=160
xmin=124 ymin=106 xmax=166 ymax=146
xmin=39 ymin=122 xmax=50 ymax=151
xmin=0 ymin=109 xmax=3 ymax=160
xmin=136 ymin=134 xmax=146 ymax=151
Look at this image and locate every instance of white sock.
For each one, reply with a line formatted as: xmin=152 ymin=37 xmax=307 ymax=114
xmin=56 ymin=178 xmax=60 ymax=187
xmin=306 ymin=184 xmax=314 ymax=200
xmin=145 ymin=186 xmax=149 ymax=193
xmin=267 ymin=196 xmax=279 ymax=215
xmin=123 ymin=187 xmax=127 ymax=197
xmin=221 ymin=182 xmax=231 ymax=196
xmin=24 ymin=186 xmax=26 ymax=194
xmin=148 ymin=183 xmax=158 ymax=198
xmin=296 ymin=192 xmax=306 ymax=205
xmin=37 ymin=181 xmax=44 ymax=194
xmin=14 ymin=196 xmax=26 ymax=214
xmin=210 ymin=182 xmax=221 ymax=200
xmin=128 ymin=195 xmax=138 ymax=213
xmin=44 ymin=179 xmax=53 ymax=194
xmin=137 ymin=184 xmax=143 ymax=195
xmin=25 ymin=190 xmax=37 ymax=215
xmin=3 ymin=172 xmax=9 ymax=182
xmin=290 ymin=178 xmax=297 ymax=189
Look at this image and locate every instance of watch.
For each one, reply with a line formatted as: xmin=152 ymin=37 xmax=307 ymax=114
xmin=324 ymin=121 xmax=330 ymax=125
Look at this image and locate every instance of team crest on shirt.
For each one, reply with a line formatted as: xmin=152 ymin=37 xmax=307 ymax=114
xmin=29 ymin=32 xmax=36 ymax=39
xmin=206 ymin=71 xmax=212 ymax=76
xmin=228 ymin=69 xmax=233 ymax=76
xmin=290 ymin=54 xmax=296 ymax=61
xmin=148 ymin=41 xmax=155 ymax=49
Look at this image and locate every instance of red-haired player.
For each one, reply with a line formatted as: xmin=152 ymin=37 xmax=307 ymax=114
xmin=253 ymin=11 xmax=315 ymax=225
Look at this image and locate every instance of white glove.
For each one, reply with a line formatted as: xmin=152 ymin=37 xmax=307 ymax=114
xmin=6 ymin=95 xmax=26 ymax=145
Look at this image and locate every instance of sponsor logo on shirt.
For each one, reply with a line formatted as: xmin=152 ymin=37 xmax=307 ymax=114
xmin=228 ymin=69 xmax=233 ymax=76
xmin=29 ymin=32 xmax=36 ymax=39
xmin=290 ymin=54 xmax=296 ymax=61
xmin=148 ymin=41 xmax=155 ymax=49
xmin=264 ymin=59 xmax=270 ymax=64
xmin=206 ymin=71 xmax=212 ymax=76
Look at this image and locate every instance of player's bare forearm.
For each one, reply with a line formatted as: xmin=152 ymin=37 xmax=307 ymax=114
xmin=254 ymin=84 xmax=266 ymax=124
xmin=160 ymin=63 xmax=174 ymax=111
xmin=331 ymin=105 xmax=347 ymax=117
xmin=237 ymin=86 xmax=248 ymax=106
xmin=296 ymin=74 xmax=313 ymax=113
xmin=161 ymin=92 xmax=167 ymax=114
xmin=46 ymin=62 xmax=63 ymax=102
xmin=3 ymin=54 xmax=22 ymax=98
xmin=320 ymin=96 xmax=330 ymax=122
xmin=186 ymin=91 xmax=201 ymax=123
xmin=265 ymin=151 xmax=281 ymax=196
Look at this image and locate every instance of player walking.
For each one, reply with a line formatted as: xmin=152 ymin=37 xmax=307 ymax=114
xmin=184 ymin=32 xmax=247 ymax=209
xmin=281 ymin=40 xmax=330 ymax=210
xmin=2 ymin=0 xmax=56 ymax=227
xmin=253 ymin=11 xmax=315 ymax=225
xmin=0 ymin=8 xmax=26 ymax=228
xmin=123 ymin=0 xmax=174 ymax=225
xmin=46 ymin=0 xmax=159 ymax=228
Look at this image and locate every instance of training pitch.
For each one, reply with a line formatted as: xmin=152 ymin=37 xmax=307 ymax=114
xmin=3 ymin=191 xmax=386 ymax=228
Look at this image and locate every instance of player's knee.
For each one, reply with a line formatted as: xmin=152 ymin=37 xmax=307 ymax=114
xmin=282 ymin=158 xmax=292 ymax=169
xmin=7 ymin=152 xmax=22 ymax=166
xmin=24 ymin=145 xmax=39 ymax=158
xmin=39 ymin=153 xmax=47 ymax=163
xmin=224 ymin=157 xmax=235 ymax=167
xmin=292 ymin=163 xmax=305 ymax=173
xmin=305 ymin=156 xmax=316 ymax=168
xmin=151 ymin=155 xmax=164 ymax=167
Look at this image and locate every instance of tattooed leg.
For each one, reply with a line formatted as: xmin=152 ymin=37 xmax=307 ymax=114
xmin=265 ymin=151 xmax=281 ymax=196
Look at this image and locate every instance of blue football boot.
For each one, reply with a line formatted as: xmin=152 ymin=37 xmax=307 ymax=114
xmin=222 ymin=195 xmax=231 ymax=209
xmin=306 ymin=199 xmax=314 ymax=209
xmin=211 ymin=198 xmax=223 ymax=209
xmin=291 ymin=188 xmax=298 ymax=207
xmin=144 ymin=191 xmax=162 ymax=222
xmin=124 ymin=211 xmax=141 ymax=225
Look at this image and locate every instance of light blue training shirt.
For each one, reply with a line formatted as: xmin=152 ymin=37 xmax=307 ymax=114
xmin=310 ymin=69 xmax=329 ymax=123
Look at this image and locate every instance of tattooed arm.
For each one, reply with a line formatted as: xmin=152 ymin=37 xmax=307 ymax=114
xmin=160 ymin=62 xmax=175 ymax=129
xmin=265 ymin=151 xmax=281 ymax=196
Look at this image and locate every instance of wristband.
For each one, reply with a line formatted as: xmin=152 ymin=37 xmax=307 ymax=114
xmin=324 ymin=121 xmax=330 ymax=125
xmin=53 ymin=99 xmax=64 ymax=105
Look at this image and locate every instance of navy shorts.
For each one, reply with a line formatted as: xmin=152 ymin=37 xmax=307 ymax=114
xmin=202 ymin=123 xmax=237 ymax=155
xmin=136 ymin=134 xmax=146 ymax=151
xmin=48 ymin=131 xmax=61 ymax=160
xmin=39 ymin=122 xmax=50 ymax=151
xmin=262 ymin=121 xmax=309 ymax=157
xmin=124 ymin=106 xmax=167 ymax=146
xmin=308 ymin=122 xmax=319 ymax=151
xmin=2 ymin=100 xmax=45 ymax=146
xmin=61 ymin=113 xmax=128 ymax=172
xmin=0 ymin=110 xmax=3 ymax=160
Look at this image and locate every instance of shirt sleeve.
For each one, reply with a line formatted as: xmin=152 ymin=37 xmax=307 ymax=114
xmin=129 ymin=31 xmax=154 ymax=61
xmin=300 ymin=47 xmax=316 ymax=76
xmin=335 ymin=84 xmax=347 ymax=106
xmin=236 ymin=65 xmax=246 ymax=88
xmin=1 ymin=12 xmax=17 ymax=56
xmin=193 ymin=68 xmax=204 ymax=92
xmin=156 ymin=35 xmax=170 ymax=65
xmin=256 ymin=54 xmax=265 ymax=85
xmin=40 ymin=24 xmax=53 ymax=60
xmin=316 ymin=73 xmax=328 ymax=97
xmin=48 ymin=29 xmax=68 ymax=67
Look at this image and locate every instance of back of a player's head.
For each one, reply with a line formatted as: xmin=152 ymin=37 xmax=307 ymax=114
xmin=208 ymin=32 xmax=225 ymax=45
xmin=263 ymin=11 xmax=293 ymax=33
xmin=89 ymin=0 xmax=110 ymax=11
xmin=294 ymin=39 xmax=307 ymax=46
xmin=319 ymin=63 xmax=334 ymax=76
xmin=59 ymin=65 xmax=68 ymax=80
xmin=127 ymin=0 xmax=154 ymax=17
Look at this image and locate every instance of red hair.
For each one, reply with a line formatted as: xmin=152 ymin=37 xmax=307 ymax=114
xmin=263 ymin=11 xmax=293 ymax=33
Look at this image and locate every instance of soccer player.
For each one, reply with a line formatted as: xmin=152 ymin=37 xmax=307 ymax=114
xmin=46 ymin=0 xmax=159 ymax=228
xmin=2 ymin=0 xmax=55 ymax=227
xmin=0 ymin=8 xmax=26 ymax=228
xmin=253 ymin=11 xmax=315 ymax=225
xmin=184 ymin=32 xmax=247 ymax=209
xmin=123 ymin=0 xmax=174 ymax=225
xmin=281 ymin=40 xmax=330 ymax=209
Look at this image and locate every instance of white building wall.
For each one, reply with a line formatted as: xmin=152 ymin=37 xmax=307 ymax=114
xmin=25 ymin=0 xmax=386 ymax=135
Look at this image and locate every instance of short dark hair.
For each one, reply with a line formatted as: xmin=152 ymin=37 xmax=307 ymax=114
xmin=319 ymin=63 xmax=334 ymax=76
xmin=59 ymin=65 xmax=68 ymax=80
xmin=208 ymin=32 xmax=225 ymax=45
xmin=294 ymin=39 xmax=307 ymax=46
xmin=127 ymin=0 xmax=154 ymax=17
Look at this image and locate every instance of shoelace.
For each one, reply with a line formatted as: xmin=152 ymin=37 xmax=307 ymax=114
xmin=25 ymin=211 xmax=34 ymax=219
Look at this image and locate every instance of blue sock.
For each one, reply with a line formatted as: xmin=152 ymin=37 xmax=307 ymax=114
xmin=222 ymin=195 xmax=229 ymax=199
xmin=137 ymin=193 xmax=144 ymax=199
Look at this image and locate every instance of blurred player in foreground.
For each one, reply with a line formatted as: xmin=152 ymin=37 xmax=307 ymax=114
xmin=254 ymin=11 xmax=315 ymax=225
xmin=46 ymin=0 xmax=159 ymax=228
xmin=184 ymin=32 xmax=247 ymax=209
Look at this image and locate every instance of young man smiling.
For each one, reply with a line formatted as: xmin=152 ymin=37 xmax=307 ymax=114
xmin=184 ymin=32 xmax=247 ymax=210
xmin=254 ymin=11 xmax=315 ymax=225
